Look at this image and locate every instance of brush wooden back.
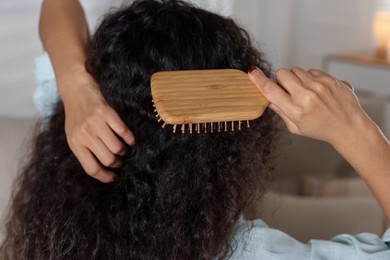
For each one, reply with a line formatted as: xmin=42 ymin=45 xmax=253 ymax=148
xmin=151 ymin=69 xmax=269 ymax=130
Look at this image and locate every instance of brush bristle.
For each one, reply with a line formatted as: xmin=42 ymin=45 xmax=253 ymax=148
xmin=153 ymin=102 xmax=252 ymax=134
xmin=155 ymin=118 xmax=251 ymax=134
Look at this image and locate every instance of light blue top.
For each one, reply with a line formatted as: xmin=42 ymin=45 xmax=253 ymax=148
xmin=34 ymin=54 xmax=390 ymax=259
xmin=230 ymin=218 xmax=390 ymax=260
xmin=34 ymin=53 xmax=59 ymax=128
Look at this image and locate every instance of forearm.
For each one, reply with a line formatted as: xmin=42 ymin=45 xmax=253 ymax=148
xmin=39 ymin=0 xmax=90 ymax=99
xmin=332 ymin=116 xmax=390 ymax=223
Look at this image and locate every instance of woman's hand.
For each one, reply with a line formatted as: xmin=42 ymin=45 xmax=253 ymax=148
xmin=40 ymin=0 xmax=135 ymax=183
xmin=249 ymin=66 xmax=390 ymax=223
xmin=60 ymin=69 xmax=135 ymax=183
xmin=248 ymin=67 xmax=371 ymax=147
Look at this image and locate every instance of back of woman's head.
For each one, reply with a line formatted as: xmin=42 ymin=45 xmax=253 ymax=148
xmin=1 ymin=1 xmax=279 ymax=259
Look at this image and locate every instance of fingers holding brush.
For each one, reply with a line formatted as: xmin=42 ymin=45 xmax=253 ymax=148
xmin=248 ymin=67 xmax=293 ymax=113
xmin=248 ymin=66 xmax=368 ymax=146
xmin=247 ymin=67 xmax=298 ymax=133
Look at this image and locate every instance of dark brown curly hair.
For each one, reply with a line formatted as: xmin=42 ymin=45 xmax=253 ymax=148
xmin=1 ymin=1 xmax=279 ymax=259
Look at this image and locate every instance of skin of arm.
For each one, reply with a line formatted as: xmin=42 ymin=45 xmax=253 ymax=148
xmin=39 ymin=0 xmax=135 ymax=183
xmin=249 ymin=67 xmax=390 ymax=223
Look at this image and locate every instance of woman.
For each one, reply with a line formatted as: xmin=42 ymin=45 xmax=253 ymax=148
xmin=2 ymin=1 xmax=278 ymax=259
xmin=3 ymin=1 xmax=390 ymax=259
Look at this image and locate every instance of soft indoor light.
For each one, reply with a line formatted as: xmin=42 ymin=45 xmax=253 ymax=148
xmin=373 ymin=11 xmax=390 ymax=59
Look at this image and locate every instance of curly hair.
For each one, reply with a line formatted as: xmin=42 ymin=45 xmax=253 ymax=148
xmin=1 ymin=1 xmax=279 ymax=259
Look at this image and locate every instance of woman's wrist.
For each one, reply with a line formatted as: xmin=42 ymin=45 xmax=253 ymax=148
xmin=332 ymin=113 xmax=389 ymax=178
xmin=329 ymin=110 xmax=374 ymax=151
xmin=56 ymin=64 xmax=95 ymax=102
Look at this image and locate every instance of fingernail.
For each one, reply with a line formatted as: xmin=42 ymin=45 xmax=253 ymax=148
xmin=248 ymin=66 xmax=259 ymax=74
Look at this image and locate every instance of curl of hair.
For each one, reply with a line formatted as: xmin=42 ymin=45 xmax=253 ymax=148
xmin=1 ymin=1 xmax=279 ymax=259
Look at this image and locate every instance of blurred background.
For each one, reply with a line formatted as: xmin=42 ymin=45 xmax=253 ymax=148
xmin=1 ymin=0 xmax=390 ymax=242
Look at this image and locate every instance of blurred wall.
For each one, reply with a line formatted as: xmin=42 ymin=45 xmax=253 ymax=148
xmin=0 ymin=0 xmax=377 ymax=117
xmin=233 ymin=0 xmax=376 ymax=70
xmin=0 ymin=0 xmax=42 ymax=118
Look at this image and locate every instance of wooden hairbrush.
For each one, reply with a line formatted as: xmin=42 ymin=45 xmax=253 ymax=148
xmin=150 ymin=69 xmax=269 ymax=134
